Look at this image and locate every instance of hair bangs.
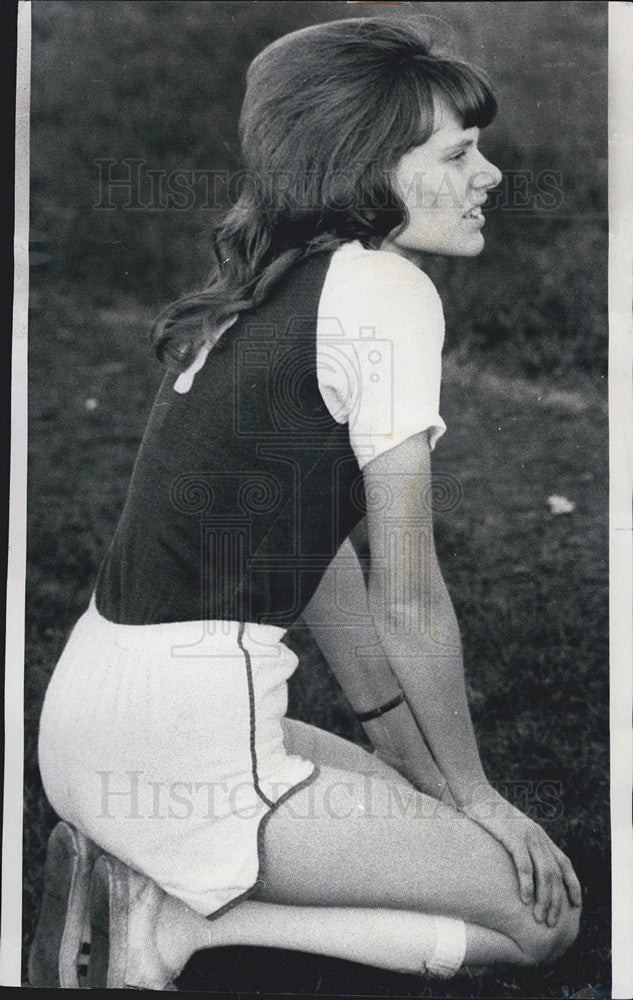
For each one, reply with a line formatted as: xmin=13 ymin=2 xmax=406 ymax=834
xmin=387 ymin=70 xmax=436 ymax=152
xmin=426 ymin=58 xmax=497 ymax=130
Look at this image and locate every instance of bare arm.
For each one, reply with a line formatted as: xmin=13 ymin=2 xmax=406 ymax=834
xmin=363 ymin=429 xmax=581 ymax=918
xmin=363 ymin=430 xmax=487 ymax=807
xmin=302 ymin=533 xmax=454 ymax=801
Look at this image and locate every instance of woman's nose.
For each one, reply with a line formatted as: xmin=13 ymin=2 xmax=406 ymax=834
xmin=471 ymin=156 xmax=502 ymax=192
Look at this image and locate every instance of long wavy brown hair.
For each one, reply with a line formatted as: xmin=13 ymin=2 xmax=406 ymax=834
xmin=151 ymin=17 xmax=497 ymax=371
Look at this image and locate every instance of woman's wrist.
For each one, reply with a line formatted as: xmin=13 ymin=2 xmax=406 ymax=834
xmin=362 ymin=701 xmax=455 ymax=801
xmin=449 ymin=776 xmax=494 ymax=813
xmin=361 ymin=706 xmax=410 ymax=764
xmin=353 ymin=691 xmax=405 ymax=723
xmin=456 ymin=784 xmax=528 ymax=829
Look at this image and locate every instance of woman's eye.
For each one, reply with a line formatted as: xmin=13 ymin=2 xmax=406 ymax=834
xmin=449 ymin=150 xmax=467 ymax=162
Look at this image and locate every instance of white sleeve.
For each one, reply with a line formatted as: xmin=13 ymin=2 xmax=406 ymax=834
xmin=317 ymin=244 xmax=447 ymax=470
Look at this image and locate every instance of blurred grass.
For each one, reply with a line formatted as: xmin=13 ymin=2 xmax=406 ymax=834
xmin=25 ymin=1 xmax=609 ymax=995
xmin=24 ymin=271 xmax=609 ymax=996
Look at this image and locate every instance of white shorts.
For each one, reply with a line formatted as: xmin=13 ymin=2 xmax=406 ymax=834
xmin=38 ymin=597 xmax=318 ymax=917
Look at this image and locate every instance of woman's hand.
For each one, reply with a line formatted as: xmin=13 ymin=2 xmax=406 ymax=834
xmin=460 ymin=784 xmax=582 ymax=926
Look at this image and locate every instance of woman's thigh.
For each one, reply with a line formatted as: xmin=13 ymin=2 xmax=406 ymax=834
xmin=281 ymin=718 xmax=412 ymax=790
xmin=255 ymin=762 xmax=545 ymax=946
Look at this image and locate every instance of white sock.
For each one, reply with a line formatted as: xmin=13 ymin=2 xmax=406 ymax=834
xmin=425 ymin=916 xmax=467 ymax=979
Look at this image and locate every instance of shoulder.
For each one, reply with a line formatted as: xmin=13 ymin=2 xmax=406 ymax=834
xmin=324 ymin=241 xmax=444 ymax=326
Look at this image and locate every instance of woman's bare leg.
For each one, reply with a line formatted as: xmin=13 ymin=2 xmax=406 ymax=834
xmin=251 ymin=763 xmax=579 ymax=959
xmin=280 ymin=717 xmax=413 ymax=789
xmin=151 ymin=727 xmax=579 ymax=978
xmin=156 ymin=895 xmax=518 ymax=978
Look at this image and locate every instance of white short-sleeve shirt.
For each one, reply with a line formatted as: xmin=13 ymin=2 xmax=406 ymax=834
xmin=316 ymin=240 xmax=447 ymax=470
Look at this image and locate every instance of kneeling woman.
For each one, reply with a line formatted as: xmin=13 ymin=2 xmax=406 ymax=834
xmin=32 ymin=16 xmax=581 ymax=990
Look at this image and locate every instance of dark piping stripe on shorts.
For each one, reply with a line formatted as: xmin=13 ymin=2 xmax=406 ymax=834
xmin=237 ymin=620 xmax=275 ymax=810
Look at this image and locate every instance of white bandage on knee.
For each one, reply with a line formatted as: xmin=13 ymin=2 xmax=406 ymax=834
xmin=425 ymin=916 xmax=467 ymax=979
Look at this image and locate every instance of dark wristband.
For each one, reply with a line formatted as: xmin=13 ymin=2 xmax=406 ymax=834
xmin=354 ymin=691 xmax=405 ymax=723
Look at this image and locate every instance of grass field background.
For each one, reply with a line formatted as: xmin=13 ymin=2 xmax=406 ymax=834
xmin=24 ymin=2 xmax=609 ymax=996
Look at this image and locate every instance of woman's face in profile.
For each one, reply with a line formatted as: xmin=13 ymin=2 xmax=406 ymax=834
xmin=384 ymin=98 xmax=502 ymax=258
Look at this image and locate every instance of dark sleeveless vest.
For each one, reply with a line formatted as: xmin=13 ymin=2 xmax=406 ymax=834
xmin=95 ymin=250 xmax=367 ymax=627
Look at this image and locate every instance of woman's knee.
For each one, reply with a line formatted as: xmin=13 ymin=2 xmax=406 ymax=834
xmin=512 ymin=897 xmax=581 ymax=967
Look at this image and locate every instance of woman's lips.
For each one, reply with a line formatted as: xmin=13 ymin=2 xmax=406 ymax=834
xmin=463 ymin=205 xmax=484 ymax=219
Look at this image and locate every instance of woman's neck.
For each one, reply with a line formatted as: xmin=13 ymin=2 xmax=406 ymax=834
xmin=378 ymin=238 xmax=424 ymax=267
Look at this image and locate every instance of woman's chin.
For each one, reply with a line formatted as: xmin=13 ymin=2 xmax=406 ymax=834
xmin=449 ymin=234 xmax=487 ymax=257
xmin=460 ymin=240 xmax=486 ymax=257
xmin=382 ymin=233 xmax=487 ymax=259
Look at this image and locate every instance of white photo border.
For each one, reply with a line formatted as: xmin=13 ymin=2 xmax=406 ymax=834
xmin=2 ymin=2 xmax=631 ymax=994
